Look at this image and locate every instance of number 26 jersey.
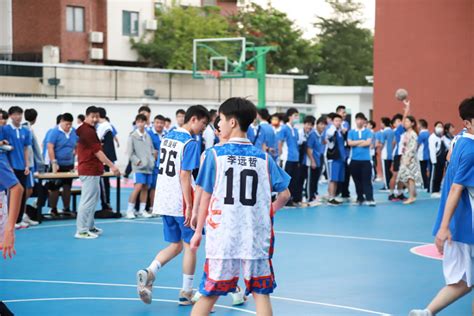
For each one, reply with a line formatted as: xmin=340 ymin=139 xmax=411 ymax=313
xmin=153 ymin=127 xmax=199 ymax=217
xmin=196 ymin=138 xmax=290 ymax=260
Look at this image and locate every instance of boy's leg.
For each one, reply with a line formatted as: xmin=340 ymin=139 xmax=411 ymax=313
xmin=13 ymin=170 xmax=27 ymax=224
xmin=253 ymin=293 xmax=273 ymax=316
xmin=191 ymin=296 xmax=219 ymax=316
xmin=350 ymin=161 xmax=363 ymax=202
xmin=76 ymin=176 xmax=99 ymax=235
xmin=362 ymin=161 xmax=374 ymax=201
xmin=182 ymin=241 xmax=197 ymax=293
xmin=426 ymin=281 xmax=471 ymax=314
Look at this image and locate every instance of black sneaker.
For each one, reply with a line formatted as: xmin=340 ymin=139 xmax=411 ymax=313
xmin=397 ymin=194 xmax=408 ymax=201
xmin=286 ymin=201 xmax=298 ymax=208
xmin=327 ymin=199 xmax=342 ymax=206
xmin=388 ymin=194 xmax=400 ymax=202
xmin=50 ymin=208 xmax=60 ymax=218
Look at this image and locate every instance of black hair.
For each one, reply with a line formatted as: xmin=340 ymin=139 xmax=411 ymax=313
xmin=286 ymin=107 xmax=299 ymax=118
xmin=381 ymin=117 xmax=391 ymax=127
xmin=8 ymin=106 xmax=23 ymax=115
xmin=138 ymin=105 xmax=151 ymax=114
xmin=418 ymin=119 xmax=428 ymax=129
xmin=444 ymin=123 xmax=454 ymax=134
xmin=406 ymin=115 xmax=418 ymax=133
xmin=154 ymin=114 xmax=166 ymax=121
xmin=434 ymin=121 xmax=443 ymax=127
xmin=56 ymin=114 xmax=63 ymax=125
xmin=85 ymin=106 xmax=100 ymax=116
xmin=368 ymin=120 xmax=376 ymax=128
xmin=209 ymin=109 xmax=218 ymax=117
xmin=77 ymin=114 xmax=85 ymax=122
xmin=184 ymin=105 xmax=210 ymax=124
xmin=257 ymin=108 xmax=270 ymax=122
xmin=316 ymin=116 xmax=327 ymax=125
xmin=218 ymin=97 xmax=257 ymax=132
xmin=97 ymin=107 xmax=107 ymax=119
xmin=327 ymin=112 xmax=337 ymax=120
xmin=333 ymin=113 xmax=343 ymax=120
xmin=336 ymin=105 xmax=346 ymax=113
xmin=459 ymin=97 xmax=474 ymax=121
xmin=303 ymin=115 xmax=316 ymax=125
xmin=0 ymin=110 xmax=8 ymax=120
xmin=24 ymin=108 xmax=38 ymax=122
xmin=214 ymin=116 xmax=221 ymax=132
xmin=176 ymin=109 xmax=186 ymax=116
xmin=391 ymin=113 xmax=403 ymax=124
xmin=135 ymin=114 xmax=148 ymax=122
xmin=61 ymin=112 xmax=74 ymax=122
xmin=355 ymin=112 xmax=367 ymax=120
xmin=165 ymin=117 xmax=171 ymax=123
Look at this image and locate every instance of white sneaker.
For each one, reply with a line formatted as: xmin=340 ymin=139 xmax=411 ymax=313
xmin=230 ymin=286 xmax=246 ymax=306
xmin=408 ymin=309 xmax=433 ymax=316
xmin=14 ymin=223 xmax=21 ymax=230
xmin=366 ymin=200 xmax=377 ymax=207
xmin=137 ymin=269 xmax=155 ymax=304
xmin=151 ymin=212 xmax=161 ymax=218
xmin=89 ymin=227 xmax=103 ymax=235
xmin=138 ymin=210 xmax=152 ymax=218
xmin=431 ymin=193 xmax=441 ymax=199
xmin=74 ymin=231 xmax=98 ymax=239
xmin=308 ymin=200 xmax=322 ymax=207
xmin=125 ymin=211 xmax=136 ymax=219
xmin=18 ymin=221 xmax=30 ymax=229
xmin=23 ymin=214 xmax=39 ymax=226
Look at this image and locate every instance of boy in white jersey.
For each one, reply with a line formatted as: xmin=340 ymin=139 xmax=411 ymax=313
xmin=136 ymin=105 xmax=210 ymax=305
xmin=190 ymin=97 xmax=291 ymax=316
xmin=410 ymin=98 xmax=474 ymax=316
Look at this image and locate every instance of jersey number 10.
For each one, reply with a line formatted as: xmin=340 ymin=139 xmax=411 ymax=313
xmin=224 ymin=167 xmax=258 ymax=206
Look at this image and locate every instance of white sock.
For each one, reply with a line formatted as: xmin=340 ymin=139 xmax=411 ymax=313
xmin=182 ymin=274 xmax=194 ymax=292
xmin=148 ymin=260 xmax=161 ymax=276
xmin=127 ymin=202 xmax=135 ymax=213
xmin=139 ymin=203 xmax=146 ymax=213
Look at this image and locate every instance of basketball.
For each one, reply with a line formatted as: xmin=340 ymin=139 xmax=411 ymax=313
xmin=395 ymin=88 xmax=408 ymax=101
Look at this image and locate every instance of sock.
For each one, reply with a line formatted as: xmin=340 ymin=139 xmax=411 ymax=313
xmin=127 ymin=202 xmax=135 ymax=213
xmin=148 ymin=260 xmax=161 ymax=276
xmin=182 ymin=274 xmax=194 ymax=292
xmin=394 ymin=189 xmax=399 ymax=195
xmin=139 ymin=203 xmax=146 ymax=213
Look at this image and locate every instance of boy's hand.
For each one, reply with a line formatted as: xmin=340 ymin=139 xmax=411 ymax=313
xmin=24 ymin=167 xmax=30 ymax=176
xmin=2 ymin=229 xmax=16 ymax=259
xmin=190 ymin=212 xmax=198 ymax=230
xmin=111 ymin=165 xmax=121 ymax=176
xmin=435 ymin=227 xmax=452 ymax=255
xmin=183 ymin=206 xmax=193 ymax=227
xmin=190 ymin=233 xmax=202 ymax=253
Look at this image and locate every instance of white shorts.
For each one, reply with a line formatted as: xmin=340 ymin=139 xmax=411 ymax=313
xmin=0 ymin=192 xmax=7 ymax=245
xmin=443 ymin=241 xmax=474 ymax=287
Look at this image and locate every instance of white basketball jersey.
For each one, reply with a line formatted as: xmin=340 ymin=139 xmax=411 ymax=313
xmin=0 ymin=192 xmax=7 ymax=244
xmin=153 ymin=128 xmax=194 ymax=217
xmin=205 ymin=139 xmax=273 ymax=260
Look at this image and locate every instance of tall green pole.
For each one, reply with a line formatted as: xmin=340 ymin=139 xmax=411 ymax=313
xmin=256 ymin=49 xmax=267 ymax=110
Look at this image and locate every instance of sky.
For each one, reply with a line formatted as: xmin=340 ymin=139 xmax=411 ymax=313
xmin=249 ymin=0 xmax=376 ymax=39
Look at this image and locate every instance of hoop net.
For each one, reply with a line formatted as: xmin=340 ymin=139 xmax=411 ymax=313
xmin=201 ymin=70 xmax=222 ymax=79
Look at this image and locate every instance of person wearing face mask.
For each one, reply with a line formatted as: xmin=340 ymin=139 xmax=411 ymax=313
xmin=428 ymin=121 xmax=447 ymax=198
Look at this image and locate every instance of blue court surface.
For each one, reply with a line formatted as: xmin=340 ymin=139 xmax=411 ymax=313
xmin=1 ymin=187 xmax=472 ymax=315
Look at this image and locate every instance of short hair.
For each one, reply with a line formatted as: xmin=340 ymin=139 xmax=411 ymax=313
xmin=165 ymin=117 xmax=171 ymax=123
xmin=56 ymin=114 xmax=63 ymax=125
xmin=418 ymin=119 xmax=428 ymax=129
xmin=176 ymin=109 xmax=186 ymax=116
xmin=138 ymin=105 xmax=151 ymax=114
xmin=214 ymin=116 xmax=221 ymax=132
xmin=24 ymin=108 xmax=38 ymax=122
xmin=219 ymin=97 xmax=257 ymax=132
xmin=444 ymin=122 xmax=454 ymax=133
xmin=336 ymin=105 xmax=346 ymax=113
xmin=97 ymin=107 xmax=107 ymax=119
xmin=135 ymin=114 xmax=148 ymax=122
xmin=286 ymin=107 xmax=299 ymax=118
xmin=77 ymin=114 xmax=85 ymax=122
xmin=368 ymin=120 xmax=376 ymax=128
xmin=209 ymin=109 xmax=218 ymax=117
xmin=327 ymin=112 xmax=337 ymax=120
xmin=434 ymin=121 xmax=443 ymax=127
xmin=85 ymin=106 xmax=100 ymax=116
xmin=257 ymin=108 xmax=270 ymax=121
xmin=184 ymin=105 xmax=210 ymax=124
xmin=459 ymin=96 xmax=474 ymax=121
xmin=303 ymin=115 xmax=316 ymax=125
xmin=333 ymin=113 xmax=343 ymax=120
xmin=391 ymin=113 xmax=403 ymax=124
xmin=61 ymin=112 xmax=74 ymax=122
xmin=8 ymin=106 xmax=23 ymax=115
xmin=154 ymin=114 xmax=166 ymax=121
xmin=355 ymin=112 xmax=367 ymax=120
xmin=316 ymin=116 xmax=327 ymax=125
xmin=381 ymin=117 xmax=391 ymax=127
xmin=0 ymin=110 xmax=8 ymax=120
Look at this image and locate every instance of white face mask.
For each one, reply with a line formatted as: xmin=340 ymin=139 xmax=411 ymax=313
xmin=435 ymin=127 xmax=443 ymax=135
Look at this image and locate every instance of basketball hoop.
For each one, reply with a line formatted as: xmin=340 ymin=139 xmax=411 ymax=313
xmin=202 ymin=70 xmax=222 ymax=79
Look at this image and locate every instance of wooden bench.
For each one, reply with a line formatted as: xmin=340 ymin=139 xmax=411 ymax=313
xmin=59 ymin=188 xmax=82 ymax=212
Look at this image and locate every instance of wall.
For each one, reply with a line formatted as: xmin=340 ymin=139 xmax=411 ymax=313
xmin=107 ymin=0 xmax=155 ymax=62
xmin=374 ymin=0 xmax=473 ymax=131
xmin=0 ymin=0 xmax=13 ymax=54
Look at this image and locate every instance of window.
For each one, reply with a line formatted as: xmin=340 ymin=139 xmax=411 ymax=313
xmin=66 ymin=6 xmax=84 ymax=32
xmin=123 ymin=11 xmax=139 ymax=36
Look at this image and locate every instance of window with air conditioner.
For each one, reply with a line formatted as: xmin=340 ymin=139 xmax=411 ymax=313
xmin=66 ymin=6 xmax=84 ymax=32
xmin=123 ymin=11 xmax=139 ymax=36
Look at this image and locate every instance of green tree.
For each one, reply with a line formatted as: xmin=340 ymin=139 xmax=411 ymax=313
xmin=229 ymin=3 xmax=311 ymax=74
xmin=132 ymin=5 xmax=231 ymax=69
xmin=312 ymin=0 xmax=373 ymax=85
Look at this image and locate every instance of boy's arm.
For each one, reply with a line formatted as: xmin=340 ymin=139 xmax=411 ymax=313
xmin=272 ymin=189 xmax=291 ymax=214
xmin=180 ymin=170 xmax=193 ymax=226
xmin=357 ymin=138 xmax=373 ymax=147
xmin=23 ymin=146 xmax=30 ymax=175
xmin=435 ymin=184 xmax=463 ymax=254
xmin=94 ymin=150 xmax=120 ymax=175
xmin=2 ymin=183 xmax=24 ymax=259
xmin=190 ymin=190 xmax=211 ymax=252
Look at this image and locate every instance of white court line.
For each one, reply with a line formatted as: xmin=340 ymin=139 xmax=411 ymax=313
xmin=27 ymin=218 xmax=162 ymax=230
xmin=0 ymin=279 xmax=390 ymax=315
xmin=3 ymin=297 xmax=256 ymax=314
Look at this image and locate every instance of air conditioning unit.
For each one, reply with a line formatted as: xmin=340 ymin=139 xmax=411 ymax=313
xmin=90 ymin=48 xmax=104 ymax=60
xmin=89 ymin=32 xmax=104 ymax=44
xmin=145 ymin=19 xmax=158 ymax=31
